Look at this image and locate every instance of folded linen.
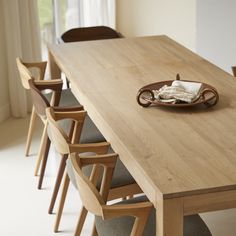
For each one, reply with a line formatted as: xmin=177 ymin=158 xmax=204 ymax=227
xmin=172 ymin=80 xmax=202 ymax=97
xmin=153 ymin=80 xmax=202 ymax=104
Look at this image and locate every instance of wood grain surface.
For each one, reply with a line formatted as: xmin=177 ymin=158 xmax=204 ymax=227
xmin=48 ymin=35 xmax=236 ymax=203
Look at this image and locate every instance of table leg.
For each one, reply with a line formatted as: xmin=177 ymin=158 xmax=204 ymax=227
xmin=156 ymin=198 xmax=184 ymax=236
xmin=48 ymin=50 xmax=61 ymax=80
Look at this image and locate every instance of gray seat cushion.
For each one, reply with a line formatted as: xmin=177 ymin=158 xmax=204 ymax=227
xmin=44 ymin=88 xmax=78 ymax=106
xmin=66 ymin=152 xmax=135 ymax=190
xmin=95 ymin=196 xmax=212 ymax=236
xmin=47 ymin=88 xmax=105 ymax=143
xmin=60 ymin=89 xmax=105 ymax=143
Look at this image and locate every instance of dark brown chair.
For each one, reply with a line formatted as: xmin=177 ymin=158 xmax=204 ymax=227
xmin=60 ymin=26 xmax=122 ymax=43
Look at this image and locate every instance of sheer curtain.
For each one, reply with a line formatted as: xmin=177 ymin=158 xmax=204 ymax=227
xmin=65 ymin=0 xmax=116 ymax=29
xmin=79 ymin=0 xmax=116 ymax=28
xmin=2 ymin=0 xmax=41 ymax=118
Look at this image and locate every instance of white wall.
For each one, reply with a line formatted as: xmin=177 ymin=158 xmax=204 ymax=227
xmin=196 ymin=0 xmax=236 ymax=73
xmin=116 ymin=0 xmax=196 ymax=50
xmin=0 ymin=1 xmax=10 ymax=122
xmin=116 ymin=0 xmax=236 ymax=74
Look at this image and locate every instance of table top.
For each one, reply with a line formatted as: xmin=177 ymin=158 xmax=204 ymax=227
xmin=49 ymin=35 xmax=236 ymax=201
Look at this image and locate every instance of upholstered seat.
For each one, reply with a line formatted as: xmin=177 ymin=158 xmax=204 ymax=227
xmin=66 ymin=154 xmax=135 ymax=190
xmin=46 ymin=88 xmax=106 ymax=143
xmin=95 ymin=195 xmax=212 ymax=236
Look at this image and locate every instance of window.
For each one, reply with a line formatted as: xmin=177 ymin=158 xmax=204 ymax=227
xmin=38 ymin=0 xmax=80 ymax=59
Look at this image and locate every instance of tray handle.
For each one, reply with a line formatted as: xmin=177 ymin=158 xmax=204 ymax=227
xmin=136 ymin=89 xmax=154 ymax=107
xmin=200 ymin=88 xmax=219 ymax=107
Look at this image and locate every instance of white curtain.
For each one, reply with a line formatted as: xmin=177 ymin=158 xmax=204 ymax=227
xmin=2 ymin=0 xmax=42 ymax=118
xmin=79 ymin=0 xmax=116 ymax=28
xmin=65 ymin=0 xmax=116 ymax=29
xmin=65 ymin=0 xmax=80 ymax=30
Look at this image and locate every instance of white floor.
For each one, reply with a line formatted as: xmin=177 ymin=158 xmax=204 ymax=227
xmin=0 ymin=116 xmax=236 ymax=236
xmin=0 ymin=116 xmax=93 ymax=236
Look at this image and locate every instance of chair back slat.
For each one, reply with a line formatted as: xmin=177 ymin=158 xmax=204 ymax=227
xmin=16 ymin=57 xmax=47 ymax=89
xmin=46 ymin=107 xmax=73 ymax=154
xmin=28 ymin=79 xmax=50 ymax=118
xmin=16 ymin=57 xmax=33 ymax=89
xmin=46 ymin=107 xmax=86 ymax=155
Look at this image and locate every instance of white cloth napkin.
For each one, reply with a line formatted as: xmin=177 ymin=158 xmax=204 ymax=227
xmin=153 ymin=81 xmax=202 ymax=103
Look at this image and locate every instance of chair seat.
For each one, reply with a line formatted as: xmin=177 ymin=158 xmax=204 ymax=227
xmin=66 ymin=154 xmax=135 ymax=190
xmin=95 ymin=195 xmax=212 ymax=236
xmin=46 ymin=88 xmax=105 ymax=143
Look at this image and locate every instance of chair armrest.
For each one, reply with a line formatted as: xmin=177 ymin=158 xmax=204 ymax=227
xmin=102 ymin=201 xmax=153 ymax=220
xmin=53 ymin=109 xmax=86 ymax=122
xmin=52 ymin=106 xmax=84 ymax=112
xmin=69 ymin=142 xmax=110 ymax=154
xmin=34 ymin=79 xmax=63 ymax=92
xmin=79 ymin=153 xmax=118 ymax=168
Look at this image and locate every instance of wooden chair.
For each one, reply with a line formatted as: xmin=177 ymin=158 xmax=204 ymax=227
xmin=16 ymin=57 xmax=82 ymax=178
xmin=17 ymin=58 xmax=106 ymax=178
xmin=232 ymin=66 xmax=236 ymax=76
xmin=69 ymin=153 xmax=212 ymax=236
xmin=28 ymin=78 xmax=107 ymax=218
xmin=16 ymin=57 xmax=47 ymax=157
xmin=60 ymin=26 xmax=122 ymax=43
xmin=46 ymin=107 xmax=142 ymax=235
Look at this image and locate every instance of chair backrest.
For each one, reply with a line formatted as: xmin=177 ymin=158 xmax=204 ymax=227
xmin=61 ymin=26 xmax=122 ymax=43
xmin=16 ymin=57 xmax=33 ymax=89
xmin=46 ymin=107 xmax=86 ymax=155
xmin=16 ymin=57 xmax=47 ymax=89
xmin=28 ymin=79 xmax=50 ymax=118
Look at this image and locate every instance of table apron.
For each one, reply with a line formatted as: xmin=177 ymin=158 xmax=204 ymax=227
xmin=183 ymin=189 xmax=236 ymax=215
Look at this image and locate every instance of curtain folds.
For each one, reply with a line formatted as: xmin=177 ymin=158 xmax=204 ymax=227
xmin=65 ymin=0 xmax=116 ymax=29
xmin=79 ymin=0 xmax=116 ymax=28
xmin=2 ymin=0 xmax=42 ymax=118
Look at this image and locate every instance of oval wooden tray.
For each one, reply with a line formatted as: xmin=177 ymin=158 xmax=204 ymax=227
xmin=136 ymin=79 xmax=219 ymax=108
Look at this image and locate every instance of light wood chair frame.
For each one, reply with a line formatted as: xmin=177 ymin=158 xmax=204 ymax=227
xmin=46 ymin=107 xmax=143 ymax=235
xmin=70 ymin=152 xmax=153 ymax=236
xmin=28 ymin=77 xmax=84 ymax=213
xmin=16 ymin=57 xmax=47 ymax=157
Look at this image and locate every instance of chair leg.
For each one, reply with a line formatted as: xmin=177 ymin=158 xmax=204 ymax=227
xmin=34 ymin=123 xmax=48 ymax=176
xmin=54 ymin=173 xmax=70 ymax=232
xmin=25 ymin=106 xmax=37 ymax=156
xmin=48 ymin=154 xmax=67 ymax=214
xmin=131 ymin=214 xmax=150 ymax=236
xmin=91 ymin=225 xmax=98 ymax=236
xmin=74 ymin=207 xmax=88 ymax=236
xmin=38 ymin=136 xmax=51 ymax=189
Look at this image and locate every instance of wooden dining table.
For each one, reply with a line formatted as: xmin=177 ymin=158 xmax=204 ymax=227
xmin=48 ymin=35 xmax=236 ymax=236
